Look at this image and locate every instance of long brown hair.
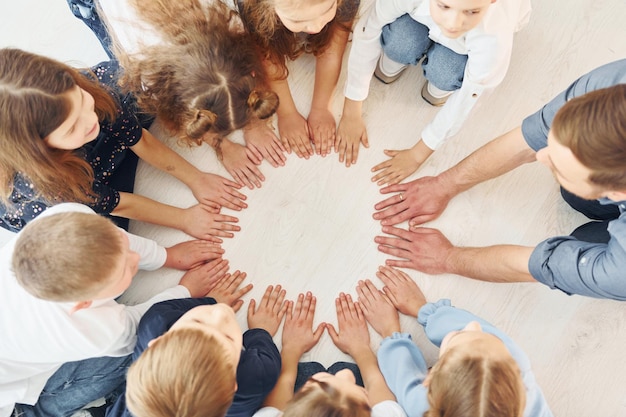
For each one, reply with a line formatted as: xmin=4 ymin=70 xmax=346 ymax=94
xmin=552 ymin=84 xmax=626 ymax=189
xmin=119 ymin=0 xmax=279 ymax=146
xmin=239 ymin=0 xmax=355 ymax=78
xmin=0 ymin=48 xmax=117 ymax=204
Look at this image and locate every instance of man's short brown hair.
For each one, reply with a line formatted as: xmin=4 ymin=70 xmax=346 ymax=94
xmin=552 ymin=84 xmax=626 ymax=189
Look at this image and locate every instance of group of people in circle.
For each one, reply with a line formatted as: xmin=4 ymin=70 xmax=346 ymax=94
xmin=1 ymin=0 xmax=625 ymax=416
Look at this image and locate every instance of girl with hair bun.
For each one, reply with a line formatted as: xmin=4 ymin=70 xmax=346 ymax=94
xmin=101 ymin=0 xmax=282 ymax=189
xmin=0 ymin=48 xmax=243 ymax=239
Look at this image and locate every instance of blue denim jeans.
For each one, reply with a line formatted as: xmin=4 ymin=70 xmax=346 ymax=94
xmin=294 ymin=361 xmax=364 ymax=392
xmin=381 ymin=14 xmax=468 ymax=91
xmin=561 ymin=187 xmax=620 ymax=244
xmin=66 ymin=0 xmax=114 ymax=59
xmin=12 ymin=355 xmax=131 ymax=417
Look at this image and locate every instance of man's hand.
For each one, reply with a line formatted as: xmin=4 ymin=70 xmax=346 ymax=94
xmin=373 ymin=175 xmax=454 ymax=226
xmin=375 ymin=226 xmax=454 ymax=274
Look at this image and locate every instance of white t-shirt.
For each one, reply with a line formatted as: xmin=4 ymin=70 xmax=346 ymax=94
xmin=253 ymin=400 xmax=407 ymax=417
xmin=0 ymin=203 xmax=189 ymax=417
xmin=344 ymin=0 xmax=532 ymax=149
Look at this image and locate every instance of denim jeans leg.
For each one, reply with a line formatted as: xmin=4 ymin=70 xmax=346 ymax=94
xmin=13 ymin=355 xmax=131 ymax=417
xmin=66 ymin=0 xmax=115 ymax=59
xmin=326 ymin=362 xmax=364 ymax=387
xmin=381 ymin=14 xmax=432 ymax=65
xmin=560 ymin=187 xmax=620 ymax=220
xmin=570 ymin=220 xmax=612 ymax=244
xmin=422 ymin=44 xmax=468 ymax=91
xmin=294 ymin=362 xmax=327 ymax=392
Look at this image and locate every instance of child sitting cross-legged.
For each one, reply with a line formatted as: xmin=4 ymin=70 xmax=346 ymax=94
xmin=1 ymin=203 xmax=232 ymax=417
xmin=253 ymin=291 xmax=407 ymax=417
xmin=355 ymin=266 xmax=554 ymax=417
xmin=106 ymin=284 xmax=289 ymax=417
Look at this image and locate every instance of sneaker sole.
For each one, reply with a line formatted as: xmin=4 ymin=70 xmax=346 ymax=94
xmin=420 ymin=82 xmax=450 ymax=107
xmin=374 ymin=64 xmax=406 ymax=84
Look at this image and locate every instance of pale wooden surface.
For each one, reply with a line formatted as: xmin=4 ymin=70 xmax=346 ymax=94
xmin=1 ymin=0 xmax=626 ymax=415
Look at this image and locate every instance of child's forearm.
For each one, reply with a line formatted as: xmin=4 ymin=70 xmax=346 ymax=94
xmin=131 ymin=129 xmax=202 ymax=187
xmin=350 ymin=347 xmax=397 ymax=405
xmin=311 ymin=27 xmax=350 ymax=110
xmin=409 ymin=139 xmax=435 ymax=163
xmin=341 ymin=97 xmax=363 ymax=117
xmin=113 ymin=192 xmax=185 ymax=230
xmin=270 ymin=77 xmax=299 ymax=117
xmin=262 ymin=349 xmax=301 ymax=409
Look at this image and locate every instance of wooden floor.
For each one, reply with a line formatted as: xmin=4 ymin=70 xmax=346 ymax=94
xmin=1 ymin=1 xmax=626 ymax=415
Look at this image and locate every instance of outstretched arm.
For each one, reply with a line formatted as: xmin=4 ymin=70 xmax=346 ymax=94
xmin=130 ymin=129 xmax=247 ymax=210
xmin=373 ymin=127 xmax=536 ymax=226
xmin=113 ymin=192 xmax=239 ymax=241
xmin=262 ymin=292 xmax=325 ymax=410
xmin=268 ymin=58 xmax=314 ymax=159
xmin=308 ymin=25 xmax=351 ymax=157
xmin=328 ymin=293 xmax=397 ymax=405
xmin=376 ymin=226 xmax=536 ymax=283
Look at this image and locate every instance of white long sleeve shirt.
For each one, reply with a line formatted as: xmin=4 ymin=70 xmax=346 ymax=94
xmin=344 ymin=0 xmax=531 ymax=149
xmin=0 ymin=203 xmax=189 ymax=416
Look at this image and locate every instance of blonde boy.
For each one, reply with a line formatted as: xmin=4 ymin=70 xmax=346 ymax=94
xmin=1 ymin=203 xmax=229 ymax=417
xmin=106 ymin=286 xmax=287 ymax=417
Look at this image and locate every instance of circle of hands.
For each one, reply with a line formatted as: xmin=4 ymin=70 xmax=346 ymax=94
xmin=170 ymin=254 xmax=430 ymax=357
xmin=166 ymin=108 xmax=457 ymax=348
xmin=181 ymin=107 xmax=453 ymax=269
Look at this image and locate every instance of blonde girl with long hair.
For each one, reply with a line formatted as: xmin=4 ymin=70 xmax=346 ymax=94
xmin=356 ymin=266 xmax=553 ymax=417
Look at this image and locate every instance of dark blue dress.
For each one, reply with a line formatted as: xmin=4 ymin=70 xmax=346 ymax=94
xmin=0 ymin=62 xmax=144 ymax=232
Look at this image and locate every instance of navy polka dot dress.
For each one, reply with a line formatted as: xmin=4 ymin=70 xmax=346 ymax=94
xmin=0 ymin=62 xmax=145 ymax=232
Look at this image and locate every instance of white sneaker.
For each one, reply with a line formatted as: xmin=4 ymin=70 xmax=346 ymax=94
xmin=374 ymin=52 xmax=408 ymax=84
xmin=421 ymin=81 xmax=453 ymax=106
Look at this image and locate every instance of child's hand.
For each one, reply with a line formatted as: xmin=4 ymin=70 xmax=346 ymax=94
xmin=307 ymin=107 xmax=336 ymax=157
xmin=206 ymin=270 xmax=254 ymax=312
xmin=277 ymin=111 xmax=314 ymax=159
xmin=220 ymin=139 xmax=265 ymax=189
xmin=247 ymin=285 xmax=288 ymax=336
xmin=164 ymin=240 xmax=224 ymax=270
xmin=244 ymin=119 xmax=287 ymax=168
xmin=188 ymin=172 xmax=247 ymax=212
xmin=282 ymin=292 xmax=325 ymax=358
xmin=181 ymin=204 xmax=240 ymax=241
xmin=356 ymin=279 xmax=400 ymax=339
xmin=371 ymin=141 xmax=434 ymax=186
xmin=376 ymin=266 xmax=427 ymax=318
xmin=327 ymin=293 xmax=370 ymax=357
xmin=336 ymin=112 xmax=369 ymax=167
xmin=179 ymin=258 xmax=229 ymax=298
